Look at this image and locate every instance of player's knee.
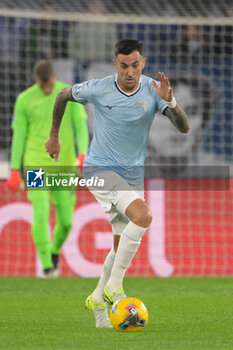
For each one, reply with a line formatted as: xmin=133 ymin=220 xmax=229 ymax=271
xmin=125 ymin=198 xmax=152 ymax=228
xmin=132 ymin=208 xmax=152 ymax=228
xmin=57 ymin=216 xmax=72 ymax=234
xmin=61 ymin=222 xmax=72 ymax=233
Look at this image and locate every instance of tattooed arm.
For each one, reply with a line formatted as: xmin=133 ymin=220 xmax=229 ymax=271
xmin=50 ymin=87 xmax=75 ymax=138
xmin=152 ymin=72 xmax=190 ymax=134
xmin=163 ymin=105 xmax=190 ymax=134
xmin=45 ymin=87 xmax=75 ymax=161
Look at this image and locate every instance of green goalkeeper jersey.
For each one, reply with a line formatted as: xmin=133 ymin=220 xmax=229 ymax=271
xmin=11 ymin=81 xmax=88 ymax=168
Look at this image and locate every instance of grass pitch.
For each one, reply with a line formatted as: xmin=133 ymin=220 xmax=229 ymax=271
xmin=0 ymin=277 xmax=232 ymax=350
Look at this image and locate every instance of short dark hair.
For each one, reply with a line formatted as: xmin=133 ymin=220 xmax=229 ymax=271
xmin=33 ymin=60 xmax=54 ymax=83
xmin=114 ymin=39 xmax=144 ymax=56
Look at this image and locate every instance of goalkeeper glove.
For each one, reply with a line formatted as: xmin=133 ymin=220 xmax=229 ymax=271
xmin=6 ymin=169 xmax=23 ymax=193
xmin=76 ymin=153 xmax=86 ymax=174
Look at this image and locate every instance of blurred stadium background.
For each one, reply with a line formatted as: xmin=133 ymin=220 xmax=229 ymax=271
xmin=0 ymin=0 xmax=232 ymax=277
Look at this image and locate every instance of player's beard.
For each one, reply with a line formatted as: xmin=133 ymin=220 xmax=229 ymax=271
xmin=124 ymin=78 xmax=138 ymax=92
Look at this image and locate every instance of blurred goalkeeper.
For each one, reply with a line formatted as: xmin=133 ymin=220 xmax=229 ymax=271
xmin=6 ymin=60 xmax=89 ymax=277
xmin=45 ymin=39 xmax=189 ymax=326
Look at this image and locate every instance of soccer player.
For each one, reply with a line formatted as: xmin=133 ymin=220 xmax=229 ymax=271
xmin=6 ymin=60 xmax=89 ymax=277
xmin=45 ymin=39 xmax=189 ymax=326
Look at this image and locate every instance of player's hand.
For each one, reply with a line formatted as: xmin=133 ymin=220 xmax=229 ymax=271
xmin=76 ymin=153 xmax=86 ymax=174
xmin=6 ymin=169 xmax=24 ymax=193
xmin=152 ymin=72 xmax=173 ymax=102
xmin=45 ymin=136 xmax=60 ymax=161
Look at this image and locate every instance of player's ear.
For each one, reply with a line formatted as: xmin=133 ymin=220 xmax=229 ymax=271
xmin=113 ymin=57 xmax=117 ymax=68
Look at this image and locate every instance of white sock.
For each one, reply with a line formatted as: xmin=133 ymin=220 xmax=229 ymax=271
xmin=106 ymin=221 xmax=147 ymax=293
xmin=92 ymin=248 xmax=116 ymax=303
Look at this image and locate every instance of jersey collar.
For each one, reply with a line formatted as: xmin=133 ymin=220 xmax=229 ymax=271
xmin=115 ymin=74 xmax=141 ymax=97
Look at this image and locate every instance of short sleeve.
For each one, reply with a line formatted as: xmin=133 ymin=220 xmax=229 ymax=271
xmin=72 ymin=80 xmax=96 ymax=105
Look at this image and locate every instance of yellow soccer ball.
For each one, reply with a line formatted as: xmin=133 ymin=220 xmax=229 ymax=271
xmin=110 ymin=297 xmax=149 ymax=332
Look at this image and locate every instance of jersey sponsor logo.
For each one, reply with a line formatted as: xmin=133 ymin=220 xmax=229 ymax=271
xmin=137 ymin=100 xmax=152 ymax=111
xmin=26 ymin=168 xmax=44 ymax=188
xmin=105 ymin=105 xmax=116 ymax=110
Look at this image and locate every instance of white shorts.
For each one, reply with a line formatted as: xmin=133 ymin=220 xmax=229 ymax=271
xmin=87 ymin=171 xmax=144 ymax=235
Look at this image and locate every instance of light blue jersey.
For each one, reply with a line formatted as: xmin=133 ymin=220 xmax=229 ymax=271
xmin=72 ymin=74 xmax=168 ymax=184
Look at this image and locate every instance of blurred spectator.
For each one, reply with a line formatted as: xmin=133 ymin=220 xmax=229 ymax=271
xmin=146 ymin=75 xmax=217 ymax=167
xmin=0 ymin=17 xmax=27 ymax=151
xmin=0 ymin=17 xmax=26 ymax=62
xmin=69 ymin=0 xmax=117 ymax=80
xmin=177 ymin=25 xmax=210 ymax=65
xmin=20 ymin=3 xmax=69 ymax=65
xmin=69 ymin=0 xmax=118 ymax=134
